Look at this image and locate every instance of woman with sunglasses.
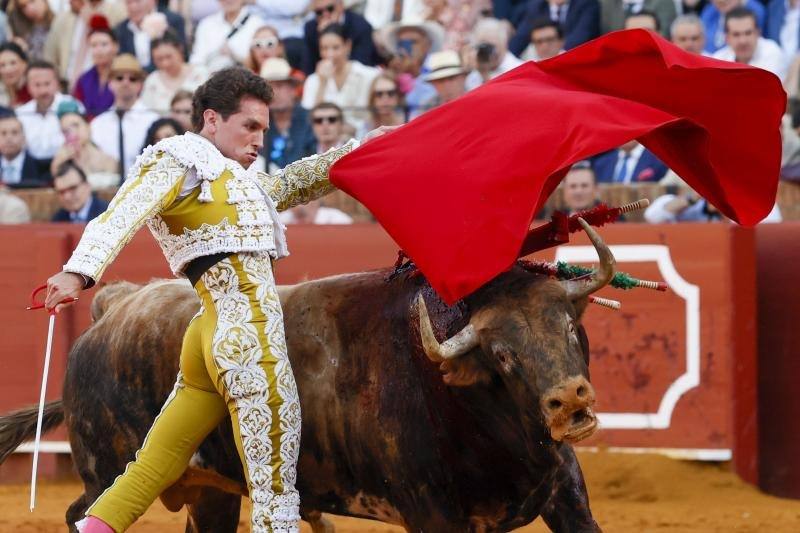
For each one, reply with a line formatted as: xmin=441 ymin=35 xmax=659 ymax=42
xmin=190 ymin=0 xmax=265 ymax=71
xmin=73 ymin=16 xmax=118 ymax=119
xmin=359 ymin=73 xmax=405 ymax=138
xmin=247 ymin=26 xmax=305 ymax=95
xmin=301 ymin=23 xmax=379 ymax=130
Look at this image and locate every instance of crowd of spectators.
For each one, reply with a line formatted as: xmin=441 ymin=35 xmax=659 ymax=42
xmin=0 ymin=0 xmax=797 ymax=225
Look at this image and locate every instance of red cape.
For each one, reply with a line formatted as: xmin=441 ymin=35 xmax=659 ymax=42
xmin=329 ymin=29 xmax=786 ymax=304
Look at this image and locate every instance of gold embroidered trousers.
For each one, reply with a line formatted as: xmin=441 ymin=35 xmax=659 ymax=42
xmin=87 ymin=252 xmax=301 ymax=532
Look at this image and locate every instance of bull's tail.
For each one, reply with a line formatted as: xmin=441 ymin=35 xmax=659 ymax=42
xmin=0 ymin=401 xmax=64 ymax=464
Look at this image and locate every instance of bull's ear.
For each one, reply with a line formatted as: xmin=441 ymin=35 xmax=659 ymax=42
xmin=573 ymin=296 xmax=590 ymax=323
xmin=439 ymin=357 xmax=492 ymax=387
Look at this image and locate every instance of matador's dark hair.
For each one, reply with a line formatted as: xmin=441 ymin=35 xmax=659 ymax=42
xmin=191 ymin=67 xmax=273 ymax=132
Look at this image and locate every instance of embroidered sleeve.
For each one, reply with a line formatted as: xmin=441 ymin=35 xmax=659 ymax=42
xmin=260 ymin=139 xmax=358 ymax=212
xmin=63 ymin=150 xmax=188 ymax=283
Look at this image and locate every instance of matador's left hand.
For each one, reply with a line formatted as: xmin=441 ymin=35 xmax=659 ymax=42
xmin=362 ymin=125 xmax=402 ymax=145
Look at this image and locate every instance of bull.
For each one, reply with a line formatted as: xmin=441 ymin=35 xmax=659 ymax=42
xmin=0 ymin=220 xmax=614 ymax=532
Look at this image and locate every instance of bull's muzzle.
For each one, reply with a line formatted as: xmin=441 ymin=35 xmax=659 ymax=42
xmin=540 ymin=376 xmax=597 ymax=443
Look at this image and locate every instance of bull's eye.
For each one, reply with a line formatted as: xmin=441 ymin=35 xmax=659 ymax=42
xmin=568 ymin=321 xmax=576 ymax=335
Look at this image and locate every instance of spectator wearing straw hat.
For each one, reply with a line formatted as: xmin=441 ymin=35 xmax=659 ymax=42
xmin=381 ymin=18 xmax=445 ymax=116
xmin=90 ymin=54 xmax=158 ymax=180
xmin=415 ymin=50 xmax=467 ymax=116
xmin=260 ymin=57 xmax=315 ymax=172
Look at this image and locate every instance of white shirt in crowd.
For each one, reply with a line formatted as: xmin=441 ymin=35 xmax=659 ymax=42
xmin=17 ymin=93 xmax=83 ymax=159
xmin=128 ymin=18 xmax=154 ymax=68
xmin=252 ymin=0 xmax=310 ymax=39
xmin=279 ymin=206 xmax=354 ymax=225
xmin=141 ymin=66 xmax=209 ymax=114
xmin=362 ymin=0 xmax=426 ymax=28
xmin=91 ymin=100 xmax=159 ymax=178
xmin=302 ymin=61 xmax=379 ymax=123
xmin=644 ymin=194 xmax=783 ymax=223
xmin=712 ymin=37 xmax=787 ymax=79
xmin=1 ymin=151 xmax=25 ymax=184
xmin=190 ymin=7 xmax=266 ymax=70
xmin=465 ymin=51 xmax=524 ymax=90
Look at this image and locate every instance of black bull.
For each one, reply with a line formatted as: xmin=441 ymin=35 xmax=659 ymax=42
xmin=0 ymin=259 xmax=611 ymax=532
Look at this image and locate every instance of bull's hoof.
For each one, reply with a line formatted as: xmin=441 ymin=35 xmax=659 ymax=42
xmin=159 ymin=484 xmax=202 ymax=512
xmin=305 ymin=510 xmax=336 ymax=533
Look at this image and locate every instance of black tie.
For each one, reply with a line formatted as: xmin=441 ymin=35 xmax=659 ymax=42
xmin=116 ymin=108 xmax=126 ymax=183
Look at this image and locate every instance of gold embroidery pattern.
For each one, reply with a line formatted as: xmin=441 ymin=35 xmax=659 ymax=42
xmin=64 ymin=151 xmax=187 ymax=281
xmin=204 ymin=257 xmax=299 ymax=533
xmin=261 ymin=141 xmax=357 ymax=212
xmin=148 ymin=217 xmax=277 ymax=276
xmin=241 ymin=254 xmax=302 ymax=492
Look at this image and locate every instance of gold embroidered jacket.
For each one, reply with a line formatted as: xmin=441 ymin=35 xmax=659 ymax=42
xmin=63 ymin=133 xmax=357 ymax=283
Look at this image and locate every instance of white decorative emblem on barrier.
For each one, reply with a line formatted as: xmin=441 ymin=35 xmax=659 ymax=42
xmin=555 ymin=244 xmax=700 ymax=430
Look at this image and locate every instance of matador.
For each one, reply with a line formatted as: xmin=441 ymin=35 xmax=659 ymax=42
xmin=45 ymin=67 xmax=388 ymax=533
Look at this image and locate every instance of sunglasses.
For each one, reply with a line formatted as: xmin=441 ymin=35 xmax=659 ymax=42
xmin=252 ymin=38 xmax=279 ymax=49
xmin=113 ymin=74 xmax=141 ymax=83
xmin=374 ymin=89 xmax=398 ymax=98
xmin=312 ymin=115 xmax=341 ymax=124
xmin=533 ymin=35 xmax=560 ymax=45
xmin=314 ymin=4 xmax=336 ymax=17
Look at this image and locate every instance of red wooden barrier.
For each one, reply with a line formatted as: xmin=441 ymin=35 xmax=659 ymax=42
xmin=756 ymin=223 xmax=800 ymax=498
xmin=0 ymin=223 xmax=763 ymax=486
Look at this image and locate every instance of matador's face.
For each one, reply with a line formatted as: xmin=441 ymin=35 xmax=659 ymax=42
xmin=210 ymin=96 xmax=268 ymax=168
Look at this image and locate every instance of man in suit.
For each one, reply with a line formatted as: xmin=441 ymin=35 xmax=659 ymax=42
xmin=43 ymin=0 xmax=126 ymax=88
xmin=114 ymin=0 xmax=186 ymax=71
xmin=599 ymin=0 xmax=676 ymax=38
xmin=509 ymin=0 xmax=600 ymax=56
xmin=260 ymin=58 xmax=316 ymax=173
xmin=592 ymin=140 xmax=668 ymax=183
xmin=563 ymin=161 xmax=602 ymax=214
xmin=0 ymin=114 xmax=51 ymax=188
xmin=302 ymin=0 xmax=378 ymax=74
xmin=51 ymin=160 xmax=108 ymax=223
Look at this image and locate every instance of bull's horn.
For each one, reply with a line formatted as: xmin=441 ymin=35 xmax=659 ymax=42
xmin=416 ymin=294 xmax=478 ymax=362
xmin=560 ymin=218 xmax=616 ymax=301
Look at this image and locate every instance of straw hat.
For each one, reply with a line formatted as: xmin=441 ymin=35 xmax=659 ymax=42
xmin=383 ymin=18 xmax=445 ymax=55
xmin=109 ymin=54 xmax=144 ymax=78
xmin=424 ymin=50 xmax=466 ymax=82
xmin=260 ymin=58 xmax=294 ymax=83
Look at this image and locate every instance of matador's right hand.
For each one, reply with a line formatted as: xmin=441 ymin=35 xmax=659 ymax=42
xmin=45 ymin=272 xmax=85 ymax=313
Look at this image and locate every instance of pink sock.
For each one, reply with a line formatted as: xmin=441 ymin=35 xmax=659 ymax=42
xmin=75 ymin=516 xmax=115 ymax=533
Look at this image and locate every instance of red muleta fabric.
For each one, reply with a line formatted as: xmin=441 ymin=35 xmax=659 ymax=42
xmin=328 ymin=29 xmax=786 ymax=304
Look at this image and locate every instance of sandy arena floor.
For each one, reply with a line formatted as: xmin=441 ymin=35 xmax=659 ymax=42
xmin=1 ymin=451 xmax=798 ymax=532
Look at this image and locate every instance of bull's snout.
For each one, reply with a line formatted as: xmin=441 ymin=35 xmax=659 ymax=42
xmin=540 ymin=376 xmax=597 ymax=443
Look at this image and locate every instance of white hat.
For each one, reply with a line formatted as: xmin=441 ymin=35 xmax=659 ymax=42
xmin=260 ymin=58 xmax=294 ymax=82
xmin=383 ymin=18 xmax=445 ymax=55
xmin=424 ymin=50 xmax=466 ymax=82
